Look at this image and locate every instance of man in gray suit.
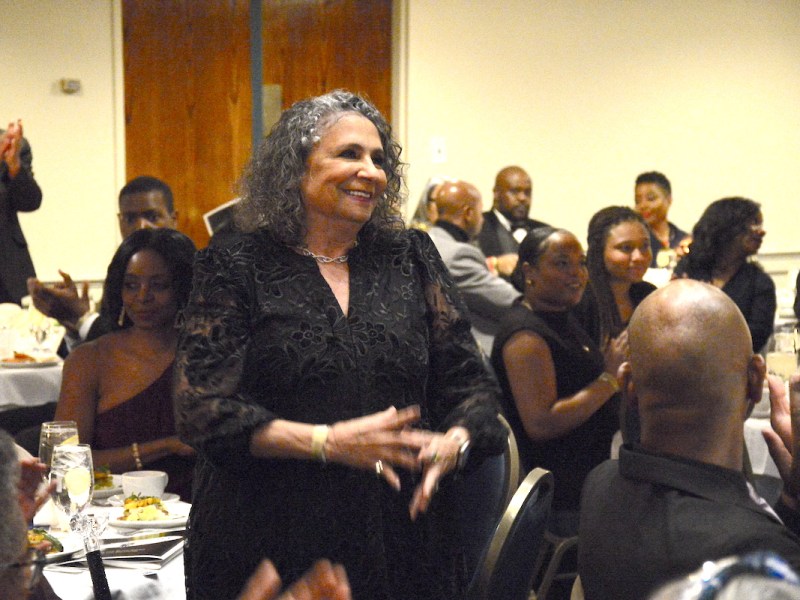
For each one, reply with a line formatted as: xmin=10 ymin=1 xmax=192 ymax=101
xmin=427 ymin=180 xmax=520 ymax=355
xmin=0 ymin=120 xmax=42 ymax=304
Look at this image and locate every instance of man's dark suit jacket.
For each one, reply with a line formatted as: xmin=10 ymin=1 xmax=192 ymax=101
xmin=579 ymin=444 xmax=800 ymax=600
xmin=0 ymin=134 xmax=42 ymax=304
xmin=476 ymin=210 xmax=549 ymax=258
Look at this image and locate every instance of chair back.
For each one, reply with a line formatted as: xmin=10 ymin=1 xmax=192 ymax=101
xmin=467 ymin=467 xmax=554 ymax=600
xmin=453 ymin=413 xmax=522 ymax=580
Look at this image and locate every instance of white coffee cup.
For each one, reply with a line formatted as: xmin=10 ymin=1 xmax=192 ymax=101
xmin=122 ymin=470 xmax=169 ymax=498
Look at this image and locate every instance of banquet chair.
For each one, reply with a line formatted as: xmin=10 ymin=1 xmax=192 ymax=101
xmin=466 ymin=467 xmax=554 ymax=600
xmin=453 ymin=413 xmax=521 ymax=581
xmin=531 ymin=530 xmax=579 ymax=600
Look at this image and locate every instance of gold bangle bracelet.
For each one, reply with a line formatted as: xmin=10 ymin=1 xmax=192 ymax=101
xmin=598 ymin=372 xmax=620 ymax=393
xmin=311 ymin=425 xmax=330 ymax=463
xmin=131 ymin=442 xmax=143 ymax=470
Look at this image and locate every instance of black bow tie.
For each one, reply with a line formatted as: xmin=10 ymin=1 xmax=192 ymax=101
xmin=510 ymin=221 xmax=528 ymax=232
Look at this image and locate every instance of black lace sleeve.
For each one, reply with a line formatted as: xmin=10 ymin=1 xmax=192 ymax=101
xmin=174 ymin=240 xmax=276 ymax=470
xmin=408 ymin=230 xmax=506 ymax=461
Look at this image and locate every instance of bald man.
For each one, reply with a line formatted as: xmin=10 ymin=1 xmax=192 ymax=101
xmin=578 ymin=280 xmax=800 ymax=600
xmin=477 ymin=166 xmax=549 ymax=278
xmin=427 ymin=180 xmax=520 ymax=355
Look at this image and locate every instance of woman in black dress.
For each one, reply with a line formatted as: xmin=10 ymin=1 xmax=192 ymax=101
xmin=174 ymin=91 xmax=505 ymax=600
xmin=491 ymin=227 xmax=625 ymax=535
xmin=674 ymin=197 xmax=775 ymax=352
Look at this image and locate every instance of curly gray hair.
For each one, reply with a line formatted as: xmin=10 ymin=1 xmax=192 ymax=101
xmin=0 ymin=430 xmax=25 ymax=596
xmin=235 ymin=90 xmax=406 ymax=246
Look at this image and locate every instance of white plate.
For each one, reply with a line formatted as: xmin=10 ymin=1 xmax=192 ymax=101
xmin=109 ymin=504 xmax=189 ymax=530
xmin=93 ymin=475 xmax=123 ymax=500
xmin=107 ymin=492 xmax=180 ymax=506
xmin=0 ymin=358 xmax=61 ymax=369
xmin=37 ymin=531 xmax=82 ymax=563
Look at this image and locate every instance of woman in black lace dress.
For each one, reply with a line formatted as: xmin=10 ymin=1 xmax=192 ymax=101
xmin=174 ymin=91 xmax=505 ymax=600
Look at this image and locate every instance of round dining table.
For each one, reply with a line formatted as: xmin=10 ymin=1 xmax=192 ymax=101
xmin=0 ymin=362 xmax=63 ymax=410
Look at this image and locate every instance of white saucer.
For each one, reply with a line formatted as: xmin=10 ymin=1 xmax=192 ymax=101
xmin=107 ymin=493 xmax=180 ymax=506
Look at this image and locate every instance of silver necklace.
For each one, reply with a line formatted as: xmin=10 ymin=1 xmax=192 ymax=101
xmin=294 ymin=244 xmax=354 ymax=264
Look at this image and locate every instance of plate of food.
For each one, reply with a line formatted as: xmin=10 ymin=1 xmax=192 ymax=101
xmin=108 ymin=492 xmax=180 ymax=506
xmin=0 ymin=352 xmax=61 ymax=368
xmin=109 ymin=496 xmax=189 ymax=530
xmin=92 ymin=468 xmax=122 ymax=499
xmin=28 ymin=528 xmax=82 ymax=563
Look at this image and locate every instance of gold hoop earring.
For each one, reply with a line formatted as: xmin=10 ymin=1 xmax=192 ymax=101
xmin=118 ymin=307 xmax=126 ymax=327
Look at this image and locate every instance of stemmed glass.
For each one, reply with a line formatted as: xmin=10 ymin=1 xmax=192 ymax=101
xmin=38 ymin=421 xmax=79 ymax=480
xmin=49 ymin=444 xmax=94 ymax=525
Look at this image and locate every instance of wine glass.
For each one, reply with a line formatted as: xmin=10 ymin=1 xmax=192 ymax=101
xmin=49 ymin=444 xmax=94 ymax=526
xmin=766 ymin=329 xmax=798 ymax=382
xmin=38 ymin=421 xmax=79 ymax=479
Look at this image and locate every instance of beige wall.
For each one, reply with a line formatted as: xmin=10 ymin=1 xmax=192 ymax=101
xmin=3 ymin=0 xmax=799 ymax=286
xmin=0 ymin=0 xmax=123 ymax=282
xmin=399 ymin=0 xmax=800 ymax=254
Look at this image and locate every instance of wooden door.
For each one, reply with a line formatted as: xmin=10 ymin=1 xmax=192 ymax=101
xmin=123 ymin=0 xmax=252 ymax=248
xmin=262 ymin=0 xmax=392 ymax=118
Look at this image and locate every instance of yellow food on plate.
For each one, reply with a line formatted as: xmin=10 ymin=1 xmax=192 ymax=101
xmin=94 ymin=466 xmax=113 ymax=490
xmin=120 ymin=496 xmax=170 ymax=521
xmin=27 ymin=529 xmax=63 ymax=554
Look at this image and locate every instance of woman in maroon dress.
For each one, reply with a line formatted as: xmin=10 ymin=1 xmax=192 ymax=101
xmin=56 ymin=228 xmax=196 ymax=500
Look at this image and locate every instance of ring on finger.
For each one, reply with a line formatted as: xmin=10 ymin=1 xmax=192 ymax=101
xmin=375 ymin=460 xmax=384 ymax=477
xmin=431 ymin=450 xmax=441 ymax=463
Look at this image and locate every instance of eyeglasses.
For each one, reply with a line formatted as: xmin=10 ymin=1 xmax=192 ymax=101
xmin=0 ymin=548 xmax=46 ymax=591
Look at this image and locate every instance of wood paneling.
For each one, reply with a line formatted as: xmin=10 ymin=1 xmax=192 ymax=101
xmin=123 ymin=0 xmax=252 ymax=248
xmin=262 ymin=0 xmax=392 ymax=118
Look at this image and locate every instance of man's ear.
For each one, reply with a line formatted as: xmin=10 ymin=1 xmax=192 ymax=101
xmin=746 ymin=354 xmax=767 ymax=416
xmin=619 ymin=362 xmax=637 ymax=411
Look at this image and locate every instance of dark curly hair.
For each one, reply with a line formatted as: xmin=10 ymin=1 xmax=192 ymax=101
xmin=235 ymin=90 xmax=406 ymax=247
xmin=678 ymin=197 xmax=761 ymax=280
xmin=586 ymin=206 xmax=650 ymax=344
xmin=99 ymin=228 xmax=196 ymax=331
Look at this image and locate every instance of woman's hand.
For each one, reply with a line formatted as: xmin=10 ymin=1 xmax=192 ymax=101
xmin=603 ymin=330 xmax=628 ymax=378
xmin=409 ymin=426 xmax=469 ymax=520
xmin=18 ymin=458 xmax=54 ymax=522
xmin=327 ymin=405 xmax=432 ymax=490
xmin=168 ymin=436 xmax=197 ymax=457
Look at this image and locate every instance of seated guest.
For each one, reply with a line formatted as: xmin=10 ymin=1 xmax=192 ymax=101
xmin=490 ymin=227 xmax=626 ymax=535
xmin=408 ymin=175 xmax=444 ymax=232
xmin=574 ymin=206 xmax=655 ymax=347
xmin=27 ymin=176 xmax=178 ymax=349
xmin=579 ymin=280 xmax=800 ymax=600
xmin=477 ymin=166 xmax=549 ymax=279
xmin=55 ymin=229 xmax=196 ymax=500
xmin=674 ymin=197 xmax=775 ymax=352
xmin=634 ymin=171 xmax=690 ymax=268
xmin=427 ymin=179 xmax=520 ymax=354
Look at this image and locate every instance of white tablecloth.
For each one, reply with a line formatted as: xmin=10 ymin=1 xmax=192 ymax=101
xmin=43 ymin=502 xmax=188 ymax=600
xmin=0 ymin=363 xmax=63 ymax=409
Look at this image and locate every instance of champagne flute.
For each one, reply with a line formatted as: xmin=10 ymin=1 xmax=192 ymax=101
xmin=38 ymin=421 xmax=79 ymax=479
xmin=49 ymin=444 xmax=94 ymax=526
xmin=766 ymin=330 xmax=798 ymax=382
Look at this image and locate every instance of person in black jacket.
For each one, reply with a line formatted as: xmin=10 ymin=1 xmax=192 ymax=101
xmin=0 ymin=120 xmax=42 ymax=305
xmin=674 ymin=197 xmax=775 ymax=352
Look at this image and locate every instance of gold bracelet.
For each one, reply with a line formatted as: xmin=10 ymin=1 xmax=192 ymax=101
xmin=131 ymin=442 xmax=143 ymax=470
xmin=598 ymin=372 xmax=620 ymax=393
xmin=311 ymin=425 xmax=330 ymax=463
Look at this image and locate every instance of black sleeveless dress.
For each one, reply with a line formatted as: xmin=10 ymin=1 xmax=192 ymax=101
xmin=490 ymin=304 xmax=619 ymax=512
